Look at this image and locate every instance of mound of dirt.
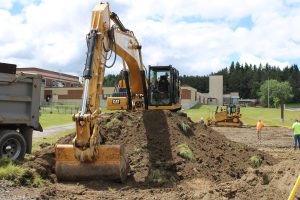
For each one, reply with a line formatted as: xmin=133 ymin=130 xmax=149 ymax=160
xmin=23 ymin=133 xmax=76 ymax=183
xmin=26 ymin=110 xmax=276 ymax=187
xmin=98 ymin=110 xmax=276 ymax=184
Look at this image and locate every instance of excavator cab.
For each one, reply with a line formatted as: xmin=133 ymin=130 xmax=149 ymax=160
xmin=107 ymin=65 xmax=181 ymax=111
xmin=148 ymin=65 xmax=181 ymax=111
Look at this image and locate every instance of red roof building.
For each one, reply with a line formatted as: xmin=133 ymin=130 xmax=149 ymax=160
xmin=17 ymin=67 xmax=80 ymax=88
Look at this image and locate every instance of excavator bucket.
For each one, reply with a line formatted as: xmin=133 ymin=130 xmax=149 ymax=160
xmin=55 ymin=144 xmax=129 ymax=182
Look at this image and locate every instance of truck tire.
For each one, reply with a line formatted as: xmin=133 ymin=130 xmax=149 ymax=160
xmin=21 ymin=127 xmax=33 ymax=154
xmin=0 ymin=129 xmax=26 ymax=161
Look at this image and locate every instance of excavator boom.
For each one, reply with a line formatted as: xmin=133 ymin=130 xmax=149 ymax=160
xmin=55 ymin=2 xmax=130 ymax=182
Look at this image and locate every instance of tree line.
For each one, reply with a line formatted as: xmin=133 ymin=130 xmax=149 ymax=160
xmin=103 ymin=62 xmax=300 ymax=103
xmin=180 ymin=62 xmax=300 ymax=103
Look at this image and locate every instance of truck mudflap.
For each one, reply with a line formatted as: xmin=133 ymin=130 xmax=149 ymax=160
xmin=34 ymin=122 xmax=43 ymax=132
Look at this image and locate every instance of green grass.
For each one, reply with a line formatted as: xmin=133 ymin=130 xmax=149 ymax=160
xmin=183 ymin=104 xmax=214 ymax=123
xmin=177 ymin=122 xmax=192 ymax=135
xmin=39 ymin=106 xmax=115 ymax=128
xmin=249 ymin=155 xmax=263 ymax=168
xmin=106 ymin=118 xmax=121 ymax=129
xmin=0 ymin=158 xmax=46 ymax=187
xmin=44 ymin=104 xmax=81 ymax=108
xmin=184 ymin=104 xmax=299 ymax=127
xmin=177 ymin=144 xmax=195 ymax=161
xmin=32 ymin=129 xmax=75 ymax=152
xmin=149 ymin=169 xmax=161 ymax=180
xmin=240 ymin=106 xmax=299 ymax=127
xmin=39 ymin=113 xmax=72 ymax=128
xmin=0 ymin=161 xmax=25 ymax=179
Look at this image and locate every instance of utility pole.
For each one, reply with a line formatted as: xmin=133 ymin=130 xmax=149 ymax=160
xmin=267 ymin=78 xmax=270 ymax=108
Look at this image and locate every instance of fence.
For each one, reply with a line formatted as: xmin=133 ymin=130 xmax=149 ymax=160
xmin=41 ymin=104 xmax=81 ymax=114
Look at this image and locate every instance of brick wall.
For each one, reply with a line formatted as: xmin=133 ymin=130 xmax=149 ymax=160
xmin=58 ymin=90 xmax=82 ymax=99
xmin=181 ymin=89 xmax=191 ymax=99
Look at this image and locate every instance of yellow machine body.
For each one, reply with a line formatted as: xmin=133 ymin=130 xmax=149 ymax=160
xmin=148 ymin=103 xmax=182 ymax=111
xmin=55 ymin=2 xmax=140 ymax=182
xmin=55 ymin=2 xmax=182 ymax=182
xmin=107 ymin=97 xmax=128 ymax=110
xmin=207 ymin=104 xmax=243 ymax=127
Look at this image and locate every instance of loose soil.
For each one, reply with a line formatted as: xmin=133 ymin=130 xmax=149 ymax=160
xmin=0 ymin=111 xmax=299 ymax=200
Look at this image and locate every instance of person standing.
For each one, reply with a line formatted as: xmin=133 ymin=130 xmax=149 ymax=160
xmin=256 ymin=119 xmax=264 ymax=139
xmin=292 ymin=119 xmax=300 ymax=150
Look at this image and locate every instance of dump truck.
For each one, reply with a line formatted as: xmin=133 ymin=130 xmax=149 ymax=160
xmin=0 ymin=62 xmax=43 ymax=161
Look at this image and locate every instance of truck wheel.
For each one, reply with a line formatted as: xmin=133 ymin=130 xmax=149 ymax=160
xmin=0 ymin=130 xmax=26 ymax=161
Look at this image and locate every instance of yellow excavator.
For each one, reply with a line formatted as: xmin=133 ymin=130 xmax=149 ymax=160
xmin=207 ymin=104 xmax=243 ymax=127
xmin=55 ymin=2 xmax=181 ymax=182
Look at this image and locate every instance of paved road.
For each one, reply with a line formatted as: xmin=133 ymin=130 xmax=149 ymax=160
xmin=33 ymin=124 xmax=74 ymax=138
xmin=285 ymin=108 xmax=300 ymax=111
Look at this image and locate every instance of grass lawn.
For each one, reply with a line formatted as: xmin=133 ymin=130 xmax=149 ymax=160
xmin=39 ymin=107 xmax=114 ymax=128
xmin=183 ymin=104 xmax=300 ymax=127
xmin=32 ymin=129 xmax=74 ymax=152
xmin=39 ymin=113 xmax=73 ymax=128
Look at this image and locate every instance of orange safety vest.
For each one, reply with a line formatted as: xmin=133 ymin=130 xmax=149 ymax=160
xmin=257 ymin=121 xmax=263 ymax=130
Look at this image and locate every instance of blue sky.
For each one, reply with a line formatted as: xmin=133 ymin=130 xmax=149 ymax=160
xmin=1 ymin=0 xmax=300 ymax=77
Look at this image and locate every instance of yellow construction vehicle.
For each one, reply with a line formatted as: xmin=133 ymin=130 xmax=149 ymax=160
xmin=207 ymin=104 xmax=243 ymax=127
xmin=55 ymin=2 xmax=181 ymax=182
xmin=107 ymin=65 xmax=181 ymax=111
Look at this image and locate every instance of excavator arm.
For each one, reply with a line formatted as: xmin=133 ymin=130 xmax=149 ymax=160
xmin=55 ymin=2 xmax=147 ymax=182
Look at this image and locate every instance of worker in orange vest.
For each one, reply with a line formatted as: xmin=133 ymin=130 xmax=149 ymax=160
xmin=256 ymin=119 xmax=264 ymax=139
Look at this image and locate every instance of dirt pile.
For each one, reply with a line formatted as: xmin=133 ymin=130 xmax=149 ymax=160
xmin=98 ymin=110 xmax=276 ymax=184
xmin=25 ymin=110 xmax=276 ymax=186
xmin=22 ymin=136 xmax=74 ymax=183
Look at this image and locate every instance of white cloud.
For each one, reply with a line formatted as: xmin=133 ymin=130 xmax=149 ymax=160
xmin=0 ymin=0 xmax=13 ymax=9
xmin=0 ymin=0 xmax=299 ymax=76
xmin=239 ymin=53 xmax=290 ymax=68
